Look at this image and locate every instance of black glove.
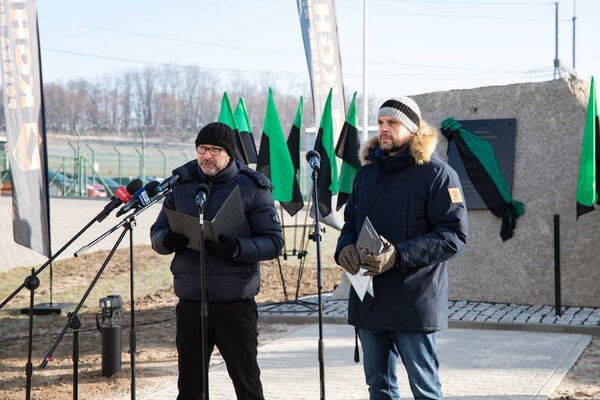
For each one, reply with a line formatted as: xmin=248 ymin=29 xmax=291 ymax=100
xmin=204 ymin=235 xmax=240 ymax=260
xmin=163 ymin=231 xmax=189 ymax=253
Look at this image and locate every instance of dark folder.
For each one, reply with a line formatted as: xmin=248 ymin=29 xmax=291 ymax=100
xmin=166 ymin=186 xmax=245 ymax=251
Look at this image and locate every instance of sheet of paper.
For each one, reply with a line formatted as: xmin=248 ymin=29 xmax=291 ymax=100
xmin=346 ymin=269 xmax=372 ymax=301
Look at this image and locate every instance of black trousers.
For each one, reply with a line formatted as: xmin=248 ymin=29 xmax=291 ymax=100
xmin=176 ymin=299 xmax=264 ymax=400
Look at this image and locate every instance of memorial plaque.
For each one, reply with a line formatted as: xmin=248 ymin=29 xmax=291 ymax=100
xmin=447 ymin=119 xmax=517 ymax=209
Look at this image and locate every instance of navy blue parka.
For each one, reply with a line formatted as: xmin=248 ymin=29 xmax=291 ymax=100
xmin=151 ymin=159 xmax=284 ymax=303
xmin=335 ymin=134 xmax=468 ymax=332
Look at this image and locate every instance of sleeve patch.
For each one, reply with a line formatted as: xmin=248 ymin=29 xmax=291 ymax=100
xmin=448 ymin=188 xmax=463 ymax=204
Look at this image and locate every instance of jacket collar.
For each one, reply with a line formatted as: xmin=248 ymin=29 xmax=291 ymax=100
xmin=359 ymin=123 xmax=439 ymax=167
xmin=195 ymin=158 xmax=238 ymax=184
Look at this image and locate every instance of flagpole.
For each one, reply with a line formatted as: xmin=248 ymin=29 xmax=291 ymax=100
xmin=362 ymin=0 xmax=369 ymax=143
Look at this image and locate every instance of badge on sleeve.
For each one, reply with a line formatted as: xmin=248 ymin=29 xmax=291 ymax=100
xmin=272 ymin=211 xmax=281 ymax=224
xmin=448 ymin=188 xmax=463 ymax=204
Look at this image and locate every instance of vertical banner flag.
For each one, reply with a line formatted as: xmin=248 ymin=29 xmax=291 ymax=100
xmin=576 ymin=76 xmax=600 ymax=219
xmin=256 ymin=88 xmax=295 ymax=202
xmin=218 ymin=92 xmax=249 ymax=165
xmin=297 ymin=0 xmax=346 ymax=228
xmin=314 ymin=89 xmax=339 ymax=219
xmin=335 ymin=91 xmax=361 ymax=210
xmin=0 ymin=0 xmax=51 ymax=256
xmin=280 ymin=97 xmax=305 ymax=216
xmin=234 ymin=98 xmax=258 ymax=164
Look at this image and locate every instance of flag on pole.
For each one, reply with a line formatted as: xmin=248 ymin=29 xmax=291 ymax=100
xmin=234 ymin=98 xmax=258 ymax=164
xmin=440 ymin=117 xmax=524 ymax=241
xmin=576 ymin=76 xmax=600 ymax=219
xmin=0 ymin=0 xmax=51 ymax=256
xmin=218 ymin=92 xmax=249 ymax=164
xmin=335 ymin=92 xmax=361 ymax=211
xmin=256 ymin=88 xmax=295 ymax=202
xmin=280 ymin=97 xmax=305 ymax=216
xmin=314 ymin=89 xmax=339 ymax=218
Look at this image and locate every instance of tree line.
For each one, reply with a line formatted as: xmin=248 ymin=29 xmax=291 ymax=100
xmin=0 ymin=65 xmax=381 ymax=140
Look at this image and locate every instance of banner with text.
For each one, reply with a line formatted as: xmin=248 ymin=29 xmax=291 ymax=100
xmin=0 ymin=0 xmax=50 ymax=256
xmin=297 ymin=0 xmax=346 ymax=229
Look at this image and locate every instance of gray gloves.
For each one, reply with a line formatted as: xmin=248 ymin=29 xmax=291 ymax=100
xmin=360 ymin=240 xmax=398 ymax=276
xmin=338 ymin=244 xmax=360 ymax=275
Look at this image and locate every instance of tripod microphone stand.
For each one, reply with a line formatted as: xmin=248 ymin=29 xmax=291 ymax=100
xmin=40 ymin=189 xmax=171 ymax=399
xmin=1 ymin=204 xmax=126 ymax=400
xmin=306 ymin=150 xmax=326 ymax=400
xmin=73 ymin=188 xmax=171 ymax=399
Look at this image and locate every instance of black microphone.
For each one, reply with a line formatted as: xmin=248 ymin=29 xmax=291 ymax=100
xmin=155 ymin=165 xmax=190 ymax=193
xmin=95 ymin=179 xmax=143 ymax=222
xmin=115 ymin=180 xmax=160 ymax=217
xmin=306 ymin=149 xmax=321 ymax=171
xmin=195 ymin=183 xmax=210 ymax=210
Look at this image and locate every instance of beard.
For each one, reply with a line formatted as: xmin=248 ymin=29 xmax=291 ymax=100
xmin=379 ymin=136 xmax=411 ymax=153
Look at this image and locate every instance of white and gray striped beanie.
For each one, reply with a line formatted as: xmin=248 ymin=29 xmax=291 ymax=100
xmin=377 ymin=96 xmax=421 ymax=134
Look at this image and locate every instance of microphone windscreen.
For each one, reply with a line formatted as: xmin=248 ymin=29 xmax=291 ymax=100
xmin=114 ymin=186 xmax=131 ymax=203
xmin=196 ymin=183 xmax=210 ymax=196
xmin=145 ymin=180 xmax=161 ymax=197
xmin=126 ymin=178 xmax=143 ymax=194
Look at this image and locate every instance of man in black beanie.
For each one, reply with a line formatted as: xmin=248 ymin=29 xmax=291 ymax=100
xmin=151 ymin=122 xmax=283 ymax=399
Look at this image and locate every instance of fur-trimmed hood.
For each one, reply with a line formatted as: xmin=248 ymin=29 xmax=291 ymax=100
xmin=359 ymin=122 xmax=439 ymax=165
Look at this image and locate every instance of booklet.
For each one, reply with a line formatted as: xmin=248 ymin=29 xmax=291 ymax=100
xmin=346 ymin=216 xmax=383 ymax=301
xmin=166 ymin=186 xmax=246 ymax=251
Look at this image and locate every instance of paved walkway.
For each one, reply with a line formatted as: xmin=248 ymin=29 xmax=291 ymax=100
xmin=140 ymin=322 xmax=590 ymax=400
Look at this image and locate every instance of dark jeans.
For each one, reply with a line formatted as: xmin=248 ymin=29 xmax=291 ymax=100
xmin=358 ymin=329 xmax=443 ymax=400
xmin=176 ymin=299 xmax=264 ymax=400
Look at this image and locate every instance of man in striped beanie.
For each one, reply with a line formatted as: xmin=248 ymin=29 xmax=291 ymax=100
xmin=335 ymin=95 xmax=468 ymax=399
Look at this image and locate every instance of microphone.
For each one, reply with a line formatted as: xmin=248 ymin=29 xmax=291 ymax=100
xmin=95 ymin=179 xmax=143 ymax=222
xmin=306 ymin=149 xmax=321 ymax=171
xmin=116 ymin=180 xmax=160 ymax=217
xmin=195 ymin=183 xmax=210 ymax=210
xmin=155 ymin=165 xmax=190 ymax=193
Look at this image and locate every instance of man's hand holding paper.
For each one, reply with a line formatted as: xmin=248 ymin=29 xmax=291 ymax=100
xmin=360 ymin=236 xmax=398 ymax=276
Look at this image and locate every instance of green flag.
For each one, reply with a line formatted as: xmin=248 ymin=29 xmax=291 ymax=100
xmin=256 ymin=88 xmax=294 ymax=202
xmin=218 ymin=92 xmax=248 ymax=164
xmin=441 ymin=117 xmax=524 ymax=241
xmin=335 ymin=92 xmax=361 ymax=211
xmin=576 ymin=76 xmax=600 ymax=219
xmin=280 ymin=97 xmax=305 ymax=216
xmin=314 ymin=88 xmax=339 ymax=217
xmin=234 ymin=98 xmax=258 ymax=164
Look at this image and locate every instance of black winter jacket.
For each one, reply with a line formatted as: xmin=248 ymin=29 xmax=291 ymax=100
xmin=335 ymin=136 xmax=468 ymax=332
xmin=151 ymin=159 xmax=284 ymax=302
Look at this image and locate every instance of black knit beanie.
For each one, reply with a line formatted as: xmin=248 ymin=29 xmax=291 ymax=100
xmin=195 ymin=122 xmax=236 ymax=157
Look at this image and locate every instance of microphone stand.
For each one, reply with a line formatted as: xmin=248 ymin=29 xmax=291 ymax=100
xmin=0 ymin=203 xmax=124 ymax=400
xmin=39 ymin=227 xmax=128 ymax=399
xmin=197 ymin=198 xmax=210 ymax=400
xmin=72 ymin=189 xmax=171 ymax=400
xmin=309 ymin=166 xmax=326 ymax=400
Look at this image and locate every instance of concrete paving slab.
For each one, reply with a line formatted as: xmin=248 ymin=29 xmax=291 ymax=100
xmin=139 ymin=324 xmax=590 ymax=400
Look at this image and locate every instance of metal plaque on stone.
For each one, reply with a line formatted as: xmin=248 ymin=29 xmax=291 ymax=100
xmin=447 ymin=119 xmax=517 ymax=210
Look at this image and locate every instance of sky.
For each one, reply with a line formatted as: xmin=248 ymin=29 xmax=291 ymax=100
xmin=36 ymin=0 xmax=599 ymax=102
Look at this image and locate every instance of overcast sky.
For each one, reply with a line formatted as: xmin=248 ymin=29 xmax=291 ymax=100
xmin=37 ymin=0 xmax=599 ymax=101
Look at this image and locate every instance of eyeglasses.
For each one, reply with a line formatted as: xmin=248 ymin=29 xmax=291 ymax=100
xmin=196 ymin=145 xmax=224 ymax=156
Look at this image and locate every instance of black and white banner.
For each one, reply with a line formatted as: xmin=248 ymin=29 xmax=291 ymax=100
xmin=297 ymin=0 xmax=346 ymax=229
xmin=0 ymin=0 xmax=50 ymax=256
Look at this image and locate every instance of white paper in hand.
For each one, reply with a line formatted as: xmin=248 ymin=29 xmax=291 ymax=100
xmin=348 ymin=217 xmax=383 ymax=301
